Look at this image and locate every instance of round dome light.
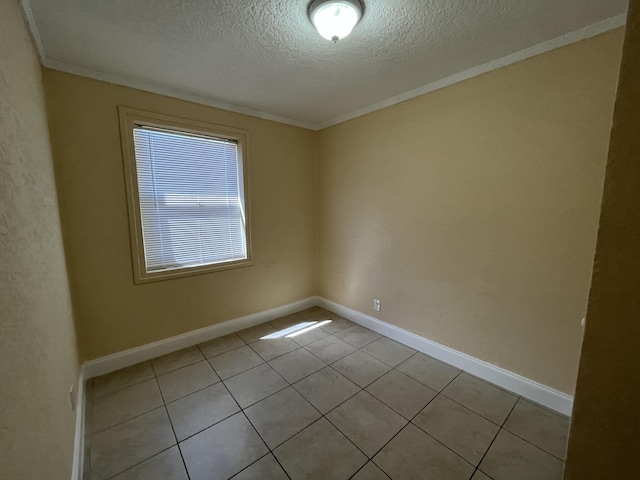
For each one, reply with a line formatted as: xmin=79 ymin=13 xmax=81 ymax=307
xmin=309 ymin=0 xmax=364 ymax=42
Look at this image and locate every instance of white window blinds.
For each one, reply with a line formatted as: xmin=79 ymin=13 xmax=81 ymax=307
xmin=132 ymin=126 xmax=247 ymax=273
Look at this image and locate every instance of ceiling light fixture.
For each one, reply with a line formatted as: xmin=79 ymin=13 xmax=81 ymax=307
xmin=309 ymin=0 xmax=364 ymax=43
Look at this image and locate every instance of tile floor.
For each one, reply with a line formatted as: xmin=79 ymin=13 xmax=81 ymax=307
xmin=84 ymin=307 xmax=569 ymax=480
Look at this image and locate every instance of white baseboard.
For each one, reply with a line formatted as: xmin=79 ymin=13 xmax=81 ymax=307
xmin=70 ymin=368 xmax=86 ymax=480
xmin=82 ymin=297 xmax=316 ymax=379
xmin=80 ymin=294 xmax=572 ymax=417
xmin=316 ymin=297 xmax=574 ymax=417
xmin=74 ymin=294 xmax=572 ymax=478
xmin=76 ymin=297 xmax=313 ymax=478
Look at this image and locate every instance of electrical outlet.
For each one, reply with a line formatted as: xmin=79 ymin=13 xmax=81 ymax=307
xmin=373 ymin=298 xmax=381 ymax=312
xmin=69 ymin=384 xmax=76 ymax=412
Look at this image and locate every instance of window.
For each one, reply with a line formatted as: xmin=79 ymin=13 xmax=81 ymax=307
xmin=119 ymin=107 xmax=252 ymax=283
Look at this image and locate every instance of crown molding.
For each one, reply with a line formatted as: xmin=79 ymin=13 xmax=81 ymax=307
xmin=21 ymin=0 xmax=626 ymax=132
xmin=315 ymin=13 xmax=627 ymax=130
xmin=41 ymin=58 xmax=315 ymax=130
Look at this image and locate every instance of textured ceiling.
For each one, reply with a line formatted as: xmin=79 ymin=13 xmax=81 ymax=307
xmin=27 ymin=0 xmax=627 ymax=129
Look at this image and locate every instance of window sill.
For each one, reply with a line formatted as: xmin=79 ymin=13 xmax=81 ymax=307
xmin=133 ymin=259 xmax=254 ymax=284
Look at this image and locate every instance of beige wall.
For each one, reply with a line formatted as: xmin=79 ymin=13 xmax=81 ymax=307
xmin=317 ymin=30 xmax=623 ymax=394
xmin=44 ymin=70 xmax=317 ymax=360
xmin=0 ymin=0 xmax=80 ymax=478
xmin=565 ymin=1 xmax=640 ymax=477
xmin=40 ymin=20 xmax=622 ymax=394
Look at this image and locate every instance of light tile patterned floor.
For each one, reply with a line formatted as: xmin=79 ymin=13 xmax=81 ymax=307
xmin=84 ymin=307 xmax=569 ymax=480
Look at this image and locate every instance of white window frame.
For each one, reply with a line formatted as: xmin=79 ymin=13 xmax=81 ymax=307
xmin=119 ymin=106 xmax=253 ymax=284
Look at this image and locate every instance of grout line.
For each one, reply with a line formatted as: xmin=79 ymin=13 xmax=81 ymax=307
xmin=270 ymin=452 xmax=293 ymax=480
xmin=218 ymin=378 xmax=293 ymax=479
xmin=299 ymin=343 xmax=427 ymax=465
xmin=456 ymin=370 xmax=522 ymax=396
xmin=245 ymin=339 xmax=299 ymax=363
xmin=322 ymin=392 xmax=408 ymax=461
xmin=311 ymin=414 xmax=373 ymax=464
xmin=393 ymin=350 xmax=465 ymax=391
xmin=347 ymin=461 xmax=392 ymax=480
xmin=364 ymin=369 xmax=439 ymax=420
xmin=92 ymin=373 xmax=156 ymax=400
xmin=229 ymin=380 xmax=290 ymax=411
xmin=200 ymin=335 xmax=449 ymax=479
xmin=312 ymin=363 xmax=363 ymax=410
xmin=150 ymin=362 xmax=192 ymax=480
xmin=436 ymin=391 xmax=512 ymax=429
xmin=207 ymin=352 xmax=264 ymax=381
xmin=239 ymin=408 xmax=295 ymax=475
xmin=321 ymin=362 xmax=473 ymax=471
xmin=151 ymin=350 xmax=206 ymax=377
xmin=376 ymin=421 xmax=476 ymax=474
xmin=395 ymin=368 xmax=514 ymax=469
xmin=499 ymin=427 xmax=567 ymax=463
xmin=88 ymin=404 xmax=165 ymax=437
xmin=87 ymin=308 xmax=567 ymax=480
xmin=518 ymin=396 xmax=571 ymax=420
xmin=362 ymin=378 xmax=470 ymax=468
xmin=163 ymin=366 xmax=246 ymax=441
xmin=91 ymin=336 xmax=461 ymax=459
xmin=473 ymin=394 xmax=521 ymax=475
xmin=226 ymin=452 xmax=272 ymax=479
xmin=228 ymin=451 xmax=294 ymax=480
xmin=194 ymin=342 xmax=207 ymax=358
xmin=159 ymin=360 xmax=219 ymax=399
xmin=88 ymin=312 xmax=359 ymax=478
xmin=164 ymin=378 xmax=223 ymax=406
xmin=89 ymin=381 xmax=166 ymax=436
xmin=197 ymin=334 xmax=248 ymax=360
xmin=408 ymin=367 xmax=524 ymax=430
xmin=155 ymin=358 xmax=211 ymax=380
xmin=102 ymin=445 xmax=179 ymax=480
xmin=266 ymin=349 xmax=326 ymax=384
xmin=189 ymin=376 xmax=284 ymax=479
xmin=94 ymin=365 xmax=188 ymax=480
xmin=224 ymin=333 xmax=374 ymax=464
xmin=173 ymin=408 xmax=241 ymax=445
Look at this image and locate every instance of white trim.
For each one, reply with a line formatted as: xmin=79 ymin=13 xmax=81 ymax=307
xmin=70 ymin=367 xmax=85 ymax=480
xmin=81 ymin=294 xmax=575 ymax=414
xmin=21 ymin=0 xmax=625 ymax=132
xmin=315 ymin=13 xmax=627 ymax=129
xmin=41 ymin=58 xmax=315 ymax=131
xmin=73 ymin=295 xmax=573 ymax=476
xmin=19 ymin=0 xmax=45 ymax=61
xmin=316 ymin=297 xmax=574 ymax=416
xmin=82 ymin=297 xmax=316 ymax=379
